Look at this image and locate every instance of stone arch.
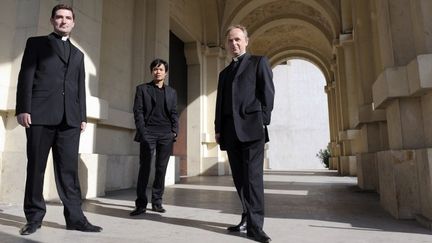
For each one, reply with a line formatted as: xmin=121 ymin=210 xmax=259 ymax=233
xmin=247 ymin=14 xmax=333 ymax=45
xmin=222 ymin=0 xmax=339 ymax=40
xmin=248 ymin=18 xmax=332 ymax=48
xmin=270 ymin=52 xmax=331 ymax=83
xmin=270 ymin=49 xmax=331 ymax=83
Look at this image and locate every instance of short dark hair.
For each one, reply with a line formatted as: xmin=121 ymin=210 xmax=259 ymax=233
xmin=150 ymin=58 xmax=169 ymax=72
xmin=51 ymin=4 xmax=75 ymax=20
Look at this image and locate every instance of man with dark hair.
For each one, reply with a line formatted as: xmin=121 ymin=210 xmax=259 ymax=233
xmin=16 ymin=4 xmax=102 ymax=235
xmin=51 ymin=3 xmax=75 ymax=19
xmin=215 ymin=24 xmax=274 ymax=243
xmin=130 ymin=58 xmax=179 ymax=216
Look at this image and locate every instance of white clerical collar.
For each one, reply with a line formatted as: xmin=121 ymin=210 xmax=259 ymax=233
xmin=233 ymin=53 xmax=246 ymax=62
xmin=61 ymin=36 xmax=69 ymax=41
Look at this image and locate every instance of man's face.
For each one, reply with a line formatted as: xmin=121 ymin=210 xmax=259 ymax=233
xmin=226 ymin=28 xmax=248 ymax=57
xmin=152 ymin=64 xmax=167 ymax=82
xmin=50 ymin=9 xmax=75 ymax=36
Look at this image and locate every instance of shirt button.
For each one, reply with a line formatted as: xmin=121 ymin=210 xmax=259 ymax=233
xmin=62 ymin=92 xmax=65 ymax=95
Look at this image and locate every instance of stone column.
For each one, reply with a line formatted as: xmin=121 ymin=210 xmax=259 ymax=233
xmin=201 ymin=47 xmax=229 ymax=175
xmin=184 ymin=41 xmax=202 ymax=176
xmin=0 ymin=0 xmax=109 ymax=202
xmin=0 ymin=0 xmax=24 ymax=203
xmin=372 ymin=0 xmax=432 ymax=224
xmin=333 ymin=34 xmax=361 ymax=176
xmin=325 ymin=82 xmax=340 ymax=170
xmin=144 ymin=0 xmax=170 ymax=66
xmin=352 ymin=0 xmax=388 ymax=192
xmin=329 ymin=67 xmax=342 ymax=171
xmin=132 ymin=0 xmax=148 ymax=87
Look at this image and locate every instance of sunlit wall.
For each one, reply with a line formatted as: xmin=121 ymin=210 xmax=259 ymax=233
xmin=268 ymin=59 xmax=329 ymax=170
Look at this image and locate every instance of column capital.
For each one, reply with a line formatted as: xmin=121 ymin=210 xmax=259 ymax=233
xmin=184 ymin=41 xmax=202 ymax=65
xmin=203 ymin=46 xmax=225 ymax=58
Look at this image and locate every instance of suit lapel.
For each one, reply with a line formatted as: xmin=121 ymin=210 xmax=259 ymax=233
xmin=233 ymin=53 xmax=251 ymax=82
xmin=63 ymin=42 xmax=80 ymax=82
xmin=48 ymin=34 xmax=67 ymax=63
xmin=145 ymin=83 xmax=156 ymax=102
xmin=164 ymin=86 xmax=173 ymax=110
xmin=69 ymin=42 xmax=78 ymax=64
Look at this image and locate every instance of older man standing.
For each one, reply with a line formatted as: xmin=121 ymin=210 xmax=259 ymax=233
xmin=215 ymin=25 xmax=275 ymax=243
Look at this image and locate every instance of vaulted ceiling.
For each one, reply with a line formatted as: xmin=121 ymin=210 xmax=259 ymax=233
xmin=216 ymin=0 xmax=341 ymax=82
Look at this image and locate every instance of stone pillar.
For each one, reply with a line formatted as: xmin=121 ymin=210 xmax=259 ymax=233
xmin=372 ymin=0 xmax=432 ymax=223
xmin=185 ymin=41 xmax=202 ymax=176
xmin=325 ymin=82 xmax=339 ymax=170
xmin=1 ymin=1 xmax=75 ymax=203
xmin=132 ymin=0 xmax=148 ymax=87
xmin=144 ymin=0 xmax=170 ymax=66
xmin=352 ymin=0 xmax=389 ymax=192
xmin=340 ymin=0 xmax=353 ymax=34
xmin=0 ymin=0 xmax=22 ymax=203
xmin=409 ymin=0 xmax=432 ymax=55
xmin=0 ymin=0 xmax=112 ymax=202
xmin=330 ymin=65 xmax=343 ymax=172
xmin=333 ymin=34 xmax=360 ymax=176
xmin=416 ymin=148 xmax=432 ymax=229
xmin=201 ymin=47 xmax=229 ymax=175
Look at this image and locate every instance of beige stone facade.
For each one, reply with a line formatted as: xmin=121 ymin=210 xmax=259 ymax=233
xmin=1 ymin=0 xmax=432 ymax=227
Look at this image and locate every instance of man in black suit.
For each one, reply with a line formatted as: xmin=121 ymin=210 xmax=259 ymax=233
xmin=130 ymin=59 xmax=179 ymax=216
xmin=215 ymin=25 xmax=275 ymax=243
xmin=15 ymin=4 xmax=102 ymax=235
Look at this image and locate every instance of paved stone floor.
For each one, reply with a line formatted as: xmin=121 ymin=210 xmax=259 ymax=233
xmin=1 ymin=170 xmax=432 ymax=243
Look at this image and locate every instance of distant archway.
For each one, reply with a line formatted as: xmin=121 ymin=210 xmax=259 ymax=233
xmin=268 ymin=59 xmax=329 ymax=170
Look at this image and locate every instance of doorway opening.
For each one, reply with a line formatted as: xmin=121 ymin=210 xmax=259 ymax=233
xmin=268 ymin=59 xmax=329 ymax=170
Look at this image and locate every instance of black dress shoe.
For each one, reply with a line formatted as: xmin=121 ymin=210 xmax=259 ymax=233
xmin=151 ymin=204 xmax=166 ymax=213
xmin=227 ymin=217 xmax=247 ymax=232
xmin=66 ymin=219 xmax=102 ymax=232
xmin=19 ymin=222 xmax=42 ymax=235
xmin=247 ymin=227 xmax=271 ymax=243
xmin=130 ymin=206 xmax=146 ymax=216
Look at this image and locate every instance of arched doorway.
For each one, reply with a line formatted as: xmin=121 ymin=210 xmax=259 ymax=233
xmin=268 ymin=59 xmax=329 ymax=170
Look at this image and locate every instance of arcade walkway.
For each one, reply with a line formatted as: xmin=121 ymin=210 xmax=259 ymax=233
xmin=0 ymin=170 xmax=431 ymax=243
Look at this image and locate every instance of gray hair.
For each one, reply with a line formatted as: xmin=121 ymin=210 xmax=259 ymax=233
xmin=225 ymin=24 xmax=249 ymax=40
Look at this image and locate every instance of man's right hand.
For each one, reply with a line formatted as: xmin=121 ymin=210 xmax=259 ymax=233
xmin=17 ymin=113 xmax=31 ymax=128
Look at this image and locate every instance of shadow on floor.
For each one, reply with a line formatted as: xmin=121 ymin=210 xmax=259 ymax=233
xmin=81 ymin=199 xmax=247 ymax=239
xmin=82 ymin=170 xmax=432 ymax=236
xmin=0 ymin=231 xmax=41 ymax=243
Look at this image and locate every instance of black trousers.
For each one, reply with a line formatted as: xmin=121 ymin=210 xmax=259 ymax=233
xmin=24 ymin=119 xmax=85 ymax=225
xmin=222 ymin=116 xmax=265 ymax=230
xmin=135 ymin=131 xmax=173 ymax=207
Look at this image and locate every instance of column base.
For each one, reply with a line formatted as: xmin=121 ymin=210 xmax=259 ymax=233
xmin=356 ymin=153 xmax=379 ymax=192
xmin=329 ymin=157 xmax=340 ymax=170
xmin=416 ymin=214 xmax=432 ymax=230
xmin=340 ymin=156 xmax=357 ymax=176
xmin=377 ymin=149 xmax=421 ymax=219
xmin=0 ymin=151 xmax=27 ymax=203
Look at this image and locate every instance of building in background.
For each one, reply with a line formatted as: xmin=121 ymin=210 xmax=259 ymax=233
xmin=269 ymin=59 xmax=329 ymax=170
xmin=1 ymin=0 xmax=432 ymax=227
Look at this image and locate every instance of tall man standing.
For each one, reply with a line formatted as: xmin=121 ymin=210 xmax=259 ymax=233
xmin=130 ymin=59 xmax=179 ymax=216
xmin=16 ymin=4 xmax=102 ymax=235
xmin=215 ymin=25 xmax=275 ymax=243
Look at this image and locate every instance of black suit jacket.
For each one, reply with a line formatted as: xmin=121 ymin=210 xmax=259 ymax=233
xmin=16 ymin=33 xmax=86 ymax=127
xmin=215 ymin=53 xmax=275 ymax=150
xmin=133 ymin=82 xmax=179 ymax=142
